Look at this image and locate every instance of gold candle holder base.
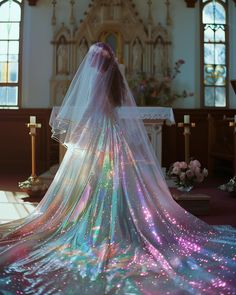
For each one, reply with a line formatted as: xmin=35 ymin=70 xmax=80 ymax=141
xmin=19 ymin=176 xmax=48 ymax=199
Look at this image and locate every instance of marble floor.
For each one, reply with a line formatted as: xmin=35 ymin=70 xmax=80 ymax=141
xmin=0 ymin=190 xmax=37 ymax=224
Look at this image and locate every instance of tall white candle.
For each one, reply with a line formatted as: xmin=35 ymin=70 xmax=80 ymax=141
xmin=30 ymin=116 xmax=36 ymax=124
xmin=184 ymin=115 xmax=190 ymax=124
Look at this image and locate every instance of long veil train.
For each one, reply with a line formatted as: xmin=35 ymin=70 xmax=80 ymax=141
xmin=0 ymin=43 xmax=236 ymax=295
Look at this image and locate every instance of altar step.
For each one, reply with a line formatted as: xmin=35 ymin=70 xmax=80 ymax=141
xmin=172 ymin=191 xmax=211 ymax=216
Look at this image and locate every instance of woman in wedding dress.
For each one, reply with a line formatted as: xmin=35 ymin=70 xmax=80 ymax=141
xmin=0 ymin=42 xmax=236 ymax=295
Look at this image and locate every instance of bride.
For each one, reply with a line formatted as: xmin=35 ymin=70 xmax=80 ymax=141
xmin=0 ymin=42 xmax=235 ymax=295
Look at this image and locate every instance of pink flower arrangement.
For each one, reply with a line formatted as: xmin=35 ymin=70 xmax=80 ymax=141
xmin=130 ymin=59 xmax=194 ymax=106
xmin=168 ymin=160 xmax=208 ymax=189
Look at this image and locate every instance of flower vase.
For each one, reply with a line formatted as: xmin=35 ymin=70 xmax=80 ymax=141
xmin=177 ymin=185 xmax=193 ymax=193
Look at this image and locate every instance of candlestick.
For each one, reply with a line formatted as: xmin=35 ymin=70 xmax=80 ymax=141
xmin=178 ymin=115 xmax=196 ymax=163
xmin=30 ymin=116 xmax=36 ymax=124
xmin=184 ymin=115 xmax=190 ymax=124
xmin=229 ymin=115 xmax=236 ymax=133
xmin=19 ymin=116 xmax=48 ymax=199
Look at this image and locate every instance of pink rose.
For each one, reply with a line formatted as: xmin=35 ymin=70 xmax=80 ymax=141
xmin=189 ymin=160 xmax=201 ymax=169
xmin=186 ymin=169 xmax=194 ymax=179
xmin=196 ymin=173 xmax=204 ymax=183
xmin=194 ymin=167 xmax=201 ymax=176
xmin=173 ymin=162 xmax=181 ymax=169
xmin=180 ymin=172 xmax=186 ymax=181
xmin=172 ymin=167 xmax=181 ymax=175
xmin=179 ymin=161 xmax=188 ymax=169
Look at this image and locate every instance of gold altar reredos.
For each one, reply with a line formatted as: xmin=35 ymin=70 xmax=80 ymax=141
xmin=50 ymin=0 xmax=173 ymax=106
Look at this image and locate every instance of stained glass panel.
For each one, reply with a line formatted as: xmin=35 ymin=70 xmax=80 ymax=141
xmin=8 ymin=54 xmax=18 ymax=62
xmin=204 ymin=65 xmax=214 ymax=85
xmin=8 ymin=62 xmax=18 ymax=82
xmin=204 ymin=44 xmax=214 ymax=64
xmin=215 ymin=26 xmax=225 ymax=42
xmin=204 ymin=25 xmax=214 ymax=42
xmin=204 ymin=24 xmax=225 ymax=43
xmin=0 ymin=23 xmax=20 ymax=40
xmin=203 ymin=2 xmax=226 ymax=24
xmin=0 ymin=86 xmax=18 ymax=105
xmin=9 ymin=41 xmax=19 ymax=54
xmin=0 ymin=62 xmax=7 ymax=82
xmin=204 ymin=65 xmax=226 ymax=86
xmin=202 ymin=1 xmax=227 ymax=107
xmin=205 ymin=87 xmax=215 ymax=106
xmin=214 ymin=65 xmax=226 ymax=85
xmin=215 ymin=87 xmax=226 ymax=106
xmin=0 ymin=55 xmax=7 ymax=62
xmin=204 ymin=87 xmax=226 ymax=107
xmin=0 ymin=0 xmax=22 ymax=106
xmin=0 ymin=1 xmax=21 ymax=21
xmin=8 ymin=87 xmax=17 ymax=105
xmin=0 ymin=87 xmax=7 ymax=105
xmin=215 ymin=44 xmax=225 ymax=64
xmin=0 ymin=41 xmax=8 ymax=54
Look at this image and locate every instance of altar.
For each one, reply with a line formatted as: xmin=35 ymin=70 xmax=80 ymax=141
xmin=117 ymin=106 xmax=175 ymax=166
xmin=59 ymin=107 xmax=175 ymax=166
xmin=139 ymin=107 xmax=174 ymax=166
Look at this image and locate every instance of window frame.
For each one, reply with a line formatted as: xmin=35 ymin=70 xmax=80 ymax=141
xmin=0 ymin=0 xmax=23 ymax=108
xmin=200 ymin=0 xmax=229 ymax=108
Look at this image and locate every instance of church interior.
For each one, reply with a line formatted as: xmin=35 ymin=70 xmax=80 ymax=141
xmin=0 ymin=0 xmax=236 ymax=227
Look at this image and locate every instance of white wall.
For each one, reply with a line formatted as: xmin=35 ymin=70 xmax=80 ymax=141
xmin=171 ymin=0 xmax=200 ymax=108
xmin=22 ymin=0 xmax=53 ymax=108
xmin=21 ymin=0 xmax=236 ymax=109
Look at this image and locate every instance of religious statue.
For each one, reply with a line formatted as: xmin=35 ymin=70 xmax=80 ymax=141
xmin=77 ymin=38 xmax=89 ymax=66
xmin=132 ymin=38 xmax=143 ymax=74
xmin=154 ymin=36 xmax=166 ymax=78
xmin=57 ymin=37 xmax=68 ymax=75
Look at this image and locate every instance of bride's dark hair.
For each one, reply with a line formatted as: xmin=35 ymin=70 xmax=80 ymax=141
xmin=93 ymin=42 xmax=125 ymax=107
xmin=108 ymin=63 xmax=125 ymax=107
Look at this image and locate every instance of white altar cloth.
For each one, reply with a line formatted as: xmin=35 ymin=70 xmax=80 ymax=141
xmin=118 ymin=107 xmax=175 ymax=125
xmin=59 ymin=107 xmax=175 ymax=165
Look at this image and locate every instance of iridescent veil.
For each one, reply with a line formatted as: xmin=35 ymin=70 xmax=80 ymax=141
xmin=0 ymin=43 xmax=236 ymax=295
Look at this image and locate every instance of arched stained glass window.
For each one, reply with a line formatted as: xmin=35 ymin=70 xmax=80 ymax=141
xmin=201 ymin=0 xmax=228 ymax=107
xmin=0 ymin=0 xmax=23 ymax=107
